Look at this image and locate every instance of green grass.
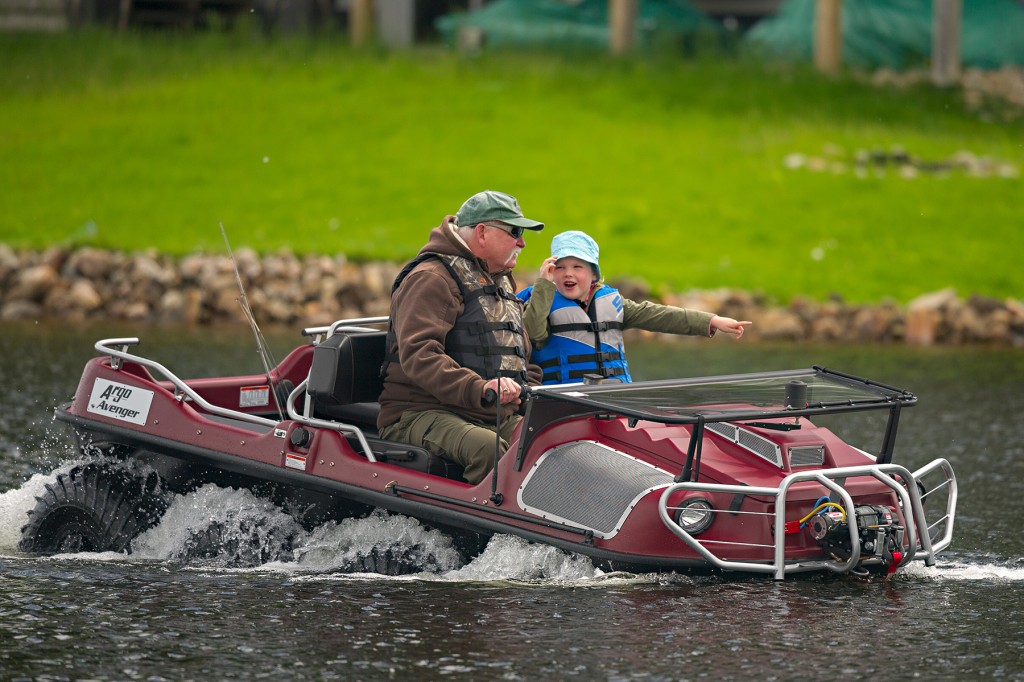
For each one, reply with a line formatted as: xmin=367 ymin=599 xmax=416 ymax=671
xmin=1 ymin=29 xmax=1021 ymax=304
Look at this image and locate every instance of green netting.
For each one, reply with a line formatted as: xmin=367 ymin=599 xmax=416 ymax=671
xmin=961 ymin=1 xmax=1024 ymax=68
xmin=744 ymin=0 xmax=1024 ymax=69
xmin=435 ymin=0 xmax=720 ymax=52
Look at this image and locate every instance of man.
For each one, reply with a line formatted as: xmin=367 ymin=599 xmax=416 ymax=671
xmin=378 ymin=190 xmax=544 ymax=484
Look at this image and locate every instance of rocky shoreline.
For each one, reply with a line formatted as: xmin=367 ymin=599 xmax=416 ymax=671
xmin=2 ymin=245 xmax=1022 ymax=347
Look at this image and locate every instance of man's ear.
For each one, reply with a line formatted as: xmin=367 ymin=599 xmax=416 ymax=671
xmin=473 ymin=222 xmax=489 ymax=243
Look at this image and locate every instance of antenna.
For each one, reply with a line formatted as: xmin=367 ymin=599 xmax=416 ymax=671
xmin=220 ymin=222 xmax=285 ymax=422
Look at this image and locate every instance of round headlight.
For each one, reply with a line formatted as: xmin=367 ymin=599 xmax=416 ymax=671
xmin=674 ymin=498 xmax=714 ymax=535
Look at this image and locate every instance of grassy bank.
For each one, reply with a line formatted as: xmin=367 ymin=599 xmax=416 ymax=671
xmin=1 ymin=29 xmax=1021 ymax=304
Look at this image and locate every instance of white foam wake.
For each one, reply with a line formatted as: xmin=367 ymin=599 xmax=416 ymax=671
xmin=901 ymin=559 xmax=1024 ymax=582
xmin=6 ymin=472 xmax=1018 ymax=585
xmin=0 ymin=464 xmax=79 ymax=552
xmin=1 ymin=473 xmax=600 ymax=581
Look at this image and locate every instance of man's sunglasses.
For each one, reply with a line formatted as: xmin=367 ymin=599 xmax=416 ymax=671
xmin=485 ymin=222 xmax=525 ymax=240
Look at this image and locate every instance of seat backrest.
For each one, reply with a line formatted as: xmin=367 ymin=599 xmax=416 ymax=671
xmin=306 ymin=329 xmax=465 ymax=481
xmin=307 ymin=330 xmax=386 ymax=406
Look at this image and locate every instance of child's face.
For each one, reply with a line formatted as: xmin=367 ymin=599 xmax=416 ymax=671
xmin=553 ymin=256 xmax=597 ymax=301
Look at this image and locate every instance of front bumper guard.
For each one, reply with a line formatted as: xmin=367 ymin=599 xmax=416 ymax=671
xmin=658 ymin=459 xmax=957 ymax=580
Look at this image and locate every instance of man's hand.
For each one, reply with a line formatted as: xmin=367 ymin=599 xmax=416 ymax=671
xmin=483 ymin=377 xmax=523 ymax=407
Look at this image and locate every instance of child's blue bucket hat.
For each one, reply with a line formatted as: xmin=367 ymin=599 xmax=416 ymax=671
xmin=551 ymin=231 xmax=601 ymax=279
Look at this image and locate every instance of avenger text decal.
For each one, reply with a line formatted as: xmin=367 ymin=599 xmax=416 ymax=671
xmin=87 ymin=379 xmax=154 ymax=426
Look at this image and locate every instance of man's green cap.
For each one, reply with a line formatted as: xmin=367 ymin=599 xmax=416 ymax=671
xmin=455 ymin=190 xmax=544 ymax=231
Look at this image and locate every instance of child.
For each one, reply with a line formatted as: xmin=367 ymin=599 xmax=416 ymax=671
xmin=517 ymin=230 xmax=750 ymax=384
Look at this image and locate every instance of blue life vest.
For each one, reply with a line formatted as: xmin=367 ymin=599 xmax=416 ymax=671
xmin=520 ymin=284 xmax=630 ymax=384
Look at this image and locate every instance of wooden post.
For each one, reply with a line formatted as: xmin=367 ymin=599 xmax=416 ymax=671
xmin=609 ymin=0 xmax=637 ymax=57
xmin=117 ymin=0 xmax=131 ymax=30
xmin=350 ymin=0 xmax=373 ymax=47
xmin=813 ymin=0 xmax=842 ymax=75
xmin=932 ymin=0 xmax=962 ymax=86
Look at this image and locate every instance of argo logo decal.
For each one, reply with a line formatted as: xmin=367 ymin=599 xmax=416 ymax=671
xmin=87 ymin=379 xmax=154 ymax=425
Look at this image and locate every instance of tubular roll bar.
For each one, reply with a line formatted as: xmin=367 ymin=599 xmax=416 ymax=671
xmin=302 ymin=316 xmax=389 ymax=341
xmin=285 ymin=378 xmax=376 ymax=463
xmin=95 ymin=338 xmax=279 ymax=428
xmin=657 ymin=460 xmax=957 ymax=580
xmin=96 ymin=320 xmax=390 ymax=462
xmin=291 ymin=317 xmax=391 ymax=461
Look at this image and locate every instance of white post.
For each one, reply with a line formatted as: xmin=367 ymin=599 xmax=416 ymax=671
xmin=932 ymin=0 xmax=962 ymax=86
xmin=376 ymin=0 xmax=414 ymax=48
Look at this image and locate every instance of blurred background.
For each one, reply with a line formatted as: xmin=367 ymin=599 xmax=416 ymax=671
xmin=1 ymin=0 xmax=1022 ymax=338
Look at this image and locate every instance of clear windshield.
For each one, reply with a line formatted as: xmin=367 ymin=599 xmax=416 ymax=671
xmin=527 ymin=368 xmax=914 ymax=424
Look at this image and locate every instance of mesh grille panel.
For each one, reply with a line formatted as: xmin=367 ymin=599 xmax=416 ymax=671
xmin=706 ymin=422 xmax=737 ymax=441
xmin=738 ymin=429 xmax=782 ymax=466
xmin=519 ymin=441 xmax=672 ymax=537
xmin=789 ymin=445 xmax=825 ymax=467
xmin=706 ymin=422 xmax=782 ymax=467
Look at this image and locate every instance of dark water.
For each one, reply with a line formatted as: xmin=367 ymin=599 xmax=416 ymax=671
xmin=1 ymin=321 xmax=1023 ymax=681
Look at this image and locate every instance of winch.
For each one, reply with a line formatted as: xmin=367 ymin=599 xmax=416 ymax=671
xmin=808 ymin=503 xmax=905 ymax=568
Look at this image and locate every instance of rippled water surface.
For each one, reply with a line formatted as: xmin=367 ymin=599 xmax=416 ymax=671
xmin=2 ymin=321 xmax=1022 ymax=681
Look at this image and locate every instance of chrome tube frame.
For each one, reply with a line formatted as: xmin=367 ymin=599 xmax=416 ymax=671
xmin=658 ymin=459 xmax=957 ymax=580
xmin=96 ymin=318 xmax=389 ymax=463
xmin=290 ymin=316 xmax=391 ymax=462
xmin=286 ymin=379 xmax=376 ymax=463
xmin=95 ymin=338 xmax=278 ymax=428
xmin=302 ymin=316 xmax=389 ymax=342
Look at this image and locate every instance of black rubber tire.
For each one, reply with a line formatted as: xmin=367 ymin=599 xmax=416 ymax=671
xmin=19 ymin=462 xmax=167 ymax=555
xmin=179 ymin=517 xmax=299 ymax=568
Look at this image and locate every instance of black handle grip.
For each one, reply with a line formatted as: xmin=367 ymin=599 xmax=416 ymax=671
xmin=483 ymin=384 xmax=529 ymax=407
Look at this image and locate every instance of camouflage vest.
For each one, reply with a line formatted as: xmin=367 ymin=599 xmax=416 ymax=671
xmin=383 ymin=252 xmax=529 ymax=383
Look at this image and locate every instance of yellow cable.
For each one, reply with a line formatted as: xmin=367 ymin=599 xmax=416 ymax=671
xmin=799 ymin=501 xmax=847 ymax=525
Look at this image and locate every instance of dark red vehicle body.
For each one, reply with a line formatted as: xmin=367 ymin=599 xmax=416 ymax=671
xmin=36 ymin=317 xmax=957 ymax=579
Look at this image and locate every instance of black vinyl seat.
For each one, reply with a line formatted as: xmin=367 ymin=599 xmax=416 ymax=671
xmin=307 ymin=330 xmax=386 ymax=431
xmin=307 ymin=330 xmax=465 ymax=481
